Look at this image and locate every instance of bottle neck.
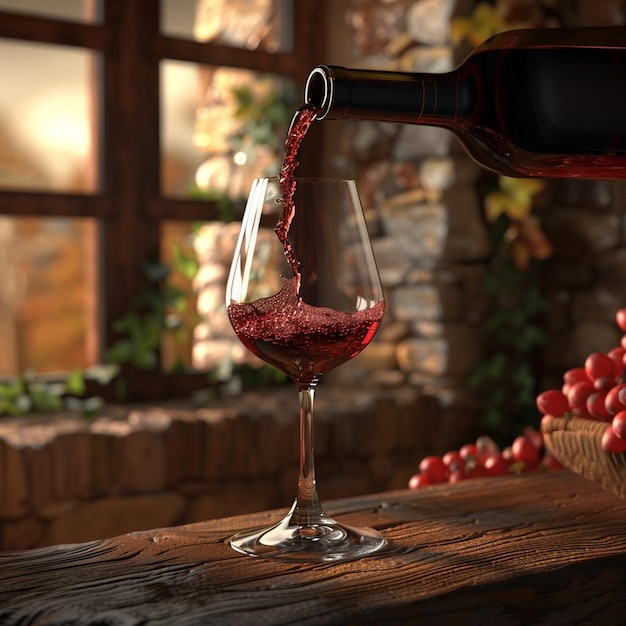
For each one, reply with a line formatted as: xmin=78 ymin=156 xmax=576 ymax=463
xmin=304 ymin=65 xmax=462 ymax=125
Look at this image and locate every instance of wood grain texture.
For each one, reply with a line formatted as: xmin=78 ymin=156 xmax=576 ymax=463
xmin=1 ymin=471 xmax=626 ymax=625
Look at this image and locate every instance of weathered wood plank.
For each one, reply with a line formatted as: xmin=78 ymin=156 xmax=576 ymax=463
xmin=1 ymin=472 xmax=625 ymax=625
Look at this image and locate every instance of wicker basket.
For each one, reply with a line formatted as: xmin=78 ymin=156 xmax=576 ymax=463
xmin=541 ymin=416 xmax=626 ymax=498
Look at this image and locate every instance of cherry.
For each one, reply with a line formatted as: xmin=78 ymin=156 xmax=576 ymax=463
xmin=585 ymin=352 xmax=617 ymax=381
xmin=511 ymin=435 xmax=541 ymax=466
xmin=601 ymin=426 xmax=626 ymax=454
xmin=611 ymin=410 xmax=626 ymax=440
xmin=536 ymin=389 xmax=569 ymax=417
xmin=419 ymin=455 xmax=449 ymax=484
xmin=616 ymin=308 xmax=626 ymax=332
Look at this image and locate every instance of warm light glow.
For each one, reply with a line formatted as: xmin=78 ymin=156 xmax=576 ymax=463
xmin=233 ymin=151 xmax=247 ymax=165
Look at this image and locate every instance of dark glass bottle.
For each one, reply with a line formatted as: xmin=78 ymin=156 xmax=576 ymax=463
xmin=304 ymin=27 xmax=626 ymax=179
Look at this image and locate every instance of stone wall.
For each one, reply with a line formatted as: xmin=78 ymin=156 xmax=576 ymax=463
xmin=0 ymin=386 xmax=466 ymax=551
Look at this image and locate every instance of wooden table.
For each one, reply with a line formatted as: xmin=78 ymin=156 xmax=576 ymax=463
xmin=1 ymin=471 xmax=625 ymax=625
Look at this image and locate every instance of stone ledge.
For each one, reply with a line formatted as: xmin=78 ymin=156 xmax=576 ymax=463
xmin=0 ymin=386 xmax=440 ymax=551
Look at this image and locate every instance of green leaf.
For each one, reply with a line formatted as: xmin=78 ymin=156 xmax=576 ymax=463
xmin=132 ymin=349 xmax=158 ymax=370
xmin=65 ymin=368 xmax=86 ymax=396
xmin=104 ymin=339 xmax=136 ymax=364
xmin=0 ymin=379 xmax=24 ymax=399
xmin=173 ymin=243 xmax=199 ymax=280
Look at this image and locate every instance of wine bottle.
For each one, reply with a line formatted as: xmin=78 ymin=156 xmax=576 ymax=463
xmin=304 ymin=27 xmax=626 ymax=179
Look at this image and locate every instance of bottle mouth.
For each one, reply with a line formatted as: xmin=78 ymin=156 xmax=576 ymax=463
xmin=304 ymin=66 xmax=332 ymax=119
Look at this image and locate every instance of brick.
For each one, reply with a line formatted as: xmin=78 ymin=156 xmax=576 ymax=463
xmin=90 ymin=432 xmax=114 ymax=496
xmin=116 ymin=430 xmax=165 ymax=494
xmin=0 ymin=441 xmax=29 ymax=519
xmin=229 ymin=414 xmax=261 ymax=479
xmin=203 ymin=411 xmax=233 ymax=480
xmin=24 ymin=445 xmax=55 ymax=511
xmin=51 ymin=431 xmax=93 ymax=501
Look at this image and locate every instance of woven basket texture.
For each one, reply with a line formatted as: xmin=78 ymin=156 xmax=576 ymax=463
xmin=541 ymin=417 xmax=626 ymax=498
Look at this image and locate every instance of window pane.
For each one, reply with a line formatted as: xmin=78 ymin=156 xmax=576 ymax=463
xmin=160 ymin=60 xmax=294 ymax=200
xmin=0 ymin=39 xmax=99 ymax=193
xmin=161 ymin=0 xmax=293 ymax=52
xmin=0 ymin=217 xmax=99 ymax=376
xmin=0 ymin=0 xmax=101 ymax=23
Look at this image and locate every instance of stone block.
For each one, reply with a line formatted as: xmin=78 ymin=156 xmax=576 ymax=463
xmin=397 ymin=323 xmax=482 ymax=377
xmin=392 ymin=283 xmax=463 ymax=322
xmin=371 ymin=236 xmax=414 ymax=287
xmin=382 ymin=204 xmax=447 ymax=262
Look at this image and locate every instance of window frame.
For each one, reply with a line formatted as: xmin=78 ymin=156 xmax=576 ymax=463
xmin=0 ymin=0 xmax=326 ymax=400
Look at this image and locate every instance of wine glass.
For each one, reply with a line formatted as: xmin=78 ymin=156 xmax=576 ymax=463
xmin=225 ymin=177 xmax=386 ymax=562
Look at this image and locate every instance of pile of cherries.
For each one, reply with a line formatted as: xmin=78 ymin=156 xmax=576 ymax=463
xmin=409 ymin=308 xmax=626 ymax=490
xmin=537 ymin=308 xmax=626 ymax=455
xmin=408 ymin=428 xmax=563 ymax=489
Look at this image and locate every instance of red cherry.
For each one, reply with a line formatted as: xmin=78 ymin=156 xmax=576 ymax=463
xmin=448 ymin=469 xmax=467 ymax=483
xmin=563 ymin=367 xmax=589 ymax=385
xmin=536 ymin=390 xmax=569 ymax=417
xmin=593 ymin=376 xmax=614 ymax=392
xmin=608 ymin=346 xmax=626 ymax=370
xmin=484 ymin=453 xmax=510 ymax=476
xmin=542 ymin=452 xmax=564 ymax=471
xmin=419 ymin=456 xmax=449 ymax=484
xmin=468 ymin=465 xmax=490 ymax=478
xmin=587 ymin=391 xmax=612 ymax=421
xmin=611 ymin=411 xmax=626 ymax=439
xmin=601 ymin=426 xmax=626 ymax=454
xmin=459 ymin=443 xmax=478 ymax=460
xmin=409 ymin=473 xmax=431 ymax=489
xmin=442 ymin=450 xmax=464 ymax=472
xmin=616 ymin=308 xmax=626 ymax=332
xmin=511 ymin=435 xmax=541 ymax=466
xmin=585 ymin=352 xmax=617 ymax=381
xmin=605 ymin=383 xmax=626 ymax=415
xmin=567 ymin=381 xmax=594 ymax=410
xmin=501 ymin=446 xmax=514 ymax=462
xmin=523 ymin=426 xmax=543 ymax=451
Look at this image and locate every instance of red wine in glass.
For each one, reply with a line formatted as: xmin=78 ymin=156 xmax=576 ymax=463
xmin=225 ymin=171 xmax=386 ymax=561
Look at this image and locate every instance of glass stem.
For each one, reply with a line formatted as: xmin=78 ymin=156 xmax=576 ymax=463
xmin=291 ymin=387 xmax=325 ymax=525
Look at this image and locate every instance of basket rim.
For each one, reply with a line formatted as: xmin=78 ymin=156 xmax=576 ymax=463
xmin=540 ymin=415 xmax=610 ymax=438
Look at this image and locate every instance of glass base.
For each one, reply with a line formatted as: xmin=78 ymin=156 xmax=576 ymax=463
xmin=229 ymin=514 xmax=386 ymax=562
